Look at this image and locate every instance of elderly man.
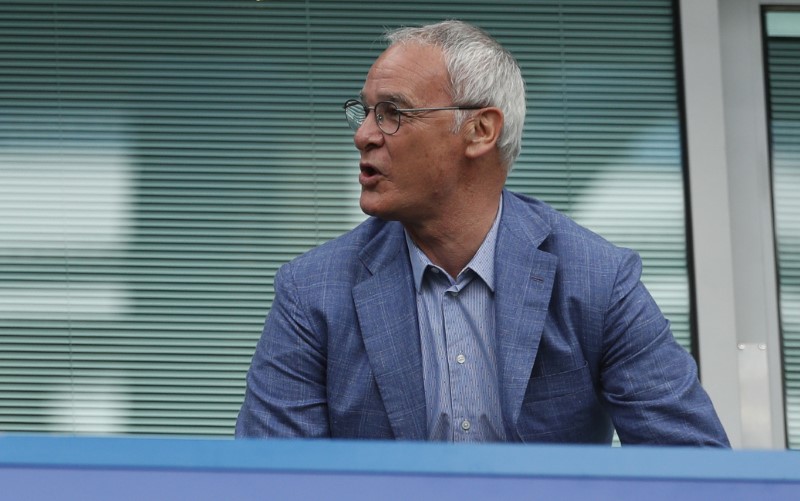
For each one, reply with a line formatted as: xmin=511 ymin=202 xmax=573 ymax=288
xmin=236 ymin=20 xmax=729 ymax=446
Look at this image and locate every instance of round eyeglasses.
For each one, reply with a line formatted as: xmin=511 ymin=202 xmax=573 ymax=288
xmin=343 ymin=99 xmax=482 ymax=135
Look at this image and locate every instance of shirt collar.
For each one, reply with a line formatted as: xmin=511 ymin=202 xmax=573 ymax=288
xmin=405 ymin=194 xmax=503 ymax=292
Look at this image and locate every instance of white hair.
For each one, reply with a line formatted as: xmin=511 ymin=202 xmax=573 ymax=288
xmin=386 ymin=20 xmax=526 ymax=171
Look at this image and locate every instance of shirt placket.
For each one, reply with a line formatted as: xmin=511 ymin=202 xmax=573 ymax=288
xmin=441 ymin=275 xmax=474 ymax=441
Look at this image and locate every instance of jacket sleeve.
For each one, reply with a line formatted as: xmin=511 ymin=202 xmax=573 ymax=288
xmin=235 ymin=262 xmax=330 ymax=438
xmin=599 ymin=250 xmax=730 ymax=447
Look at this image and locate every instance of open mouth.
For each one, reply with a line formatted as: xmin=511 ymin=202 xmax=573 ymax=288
xmin=359 ymin=164 xmax=382 ymax=187
xmin=360 ymin=165 xmax=379 ymax=177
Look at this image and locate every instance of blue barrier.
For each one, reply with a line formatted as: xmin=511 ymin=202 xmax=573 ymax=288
xmin=1 ymin=435 xmax=798 ymax=500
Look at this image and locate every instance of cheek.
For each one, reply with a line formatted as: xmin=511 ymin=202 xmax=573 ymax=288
xmin=386 ymin=131 xmax=455 ymax=186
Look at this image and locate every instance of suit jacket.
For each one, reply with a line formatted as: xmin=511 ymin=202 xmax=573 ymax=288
xmin=236 ymin=190 xmax=729 ymax=446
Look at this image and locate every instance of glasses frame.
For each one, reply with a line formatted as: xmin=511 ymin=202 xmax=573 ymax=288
xmin=343 ymin=99 xmax=483 ymax=135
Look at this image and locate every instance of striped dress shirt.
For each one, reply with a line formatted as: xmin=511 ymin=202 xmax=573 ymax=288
xmin=404 ymin=200 xmax=505 ymax=442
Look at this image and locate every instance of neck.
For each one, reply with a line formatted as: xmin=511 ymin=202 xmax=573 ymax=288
xmin=404 ymin=191 xmax=502 ymax=278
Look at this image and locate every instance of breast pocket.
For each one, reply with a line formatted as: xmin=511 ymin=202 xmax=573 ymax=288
xmin=515 ymin=361 xmax=605 ymax=442
xmin=527 ymin=361 xmax=593 ymax=401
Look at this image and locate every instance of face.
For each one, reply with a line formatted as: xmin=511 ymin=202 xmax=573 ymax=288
xmin=354 ymin=43 xmax=468 ymax=226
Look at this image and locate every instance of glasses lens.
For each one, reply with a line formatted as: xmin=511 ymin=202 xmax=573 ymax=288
xmin=344 ymin=100 xmax=366 ymax=132
xmin=375 ymin=102 xmax=400 ymax=134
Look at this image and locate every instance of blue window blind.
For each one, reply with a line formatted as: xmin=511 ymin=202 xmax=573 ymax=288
xmin=765 ymin=10 xmax=800 ymax=449
xmin=0 ymin=0 xmax=690 ymax=436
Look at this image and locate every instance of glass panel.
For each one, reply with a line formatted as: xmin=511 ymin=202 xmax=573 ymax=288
xmin=765 ymin=9 xmax=800 ymax=449
xmin=0 ymin=0 xmax=691 ymax=436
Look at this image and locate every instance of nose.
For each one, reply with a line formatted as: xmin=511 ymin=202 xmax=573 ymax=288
xmin=353 ymin=110 xmax=385 ymax=152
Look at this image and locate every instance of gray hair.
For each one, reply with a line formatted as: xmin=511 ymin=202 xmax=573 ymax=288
xmin=386 ymin=20 xmax=526 ymax=170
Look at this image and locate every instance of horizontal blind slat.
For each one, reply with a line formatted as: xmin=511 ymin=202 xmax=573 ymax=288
xmin=0 ymin=0 xmax=689 ymax=437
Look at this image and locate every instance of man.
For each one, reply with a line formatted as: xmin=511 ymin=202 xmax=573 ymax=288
xmin=236 ymin=20 xmax=729 ymax=446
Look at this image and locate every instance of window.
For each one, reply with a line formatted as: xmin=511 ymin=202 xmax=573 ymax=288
xmin=0 ymin=0 xmax=691 ymax=436
xmin=765 ymin=8 xmax=800 ymax=449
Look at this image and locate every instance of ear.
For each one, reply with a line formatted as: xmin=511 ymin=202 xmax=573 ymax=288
xmin=464 ymin=107 xmax=504 ymax=160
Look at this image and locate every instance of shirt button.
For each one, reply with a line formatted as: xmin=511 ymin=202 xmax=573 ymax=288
xmin=461 ymin=419 xmax=471 ymax=431
xmin=431 ymin=268 xmax=440 ymax=274
xmin=456 ymin=354 xmax=466 ymax=364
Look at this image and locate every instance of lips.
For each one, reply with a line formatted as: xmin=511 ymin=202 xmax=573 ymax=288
xmin=360 ymin=163 xmax=379 ymax=176
xmin=359 ymin=162 xmax=383 ymax=187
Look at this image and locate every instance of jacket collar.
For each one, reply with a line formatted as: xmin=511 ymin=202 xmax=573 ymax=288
xmin=353 ymin=221 xmax=428 ymax=439
xmin=494 ymin=191 xmax=558 ymax=433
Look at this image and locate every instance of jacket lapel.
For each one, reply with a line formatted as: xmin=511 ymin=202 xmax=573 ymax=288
xmin=350 ymin=193 xmax=557 ymax=440
xmin=353 ymin=222 xmax=427 ymax=440
xmin=495 ymin=192 xmax=558 ymax=429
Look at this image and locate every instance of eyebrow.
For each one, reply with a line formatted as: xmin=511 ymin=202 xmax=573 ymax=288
xmin=359 ymin=91 xmax=413 ymax=108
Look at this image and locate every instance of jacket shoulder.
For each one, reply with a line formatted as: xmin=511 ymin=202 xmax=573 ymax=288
xmin=505 ymin=191 xmax=631 ymax=261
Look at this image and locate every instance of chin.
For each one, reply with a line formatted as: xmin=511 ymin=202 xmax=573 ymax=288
xmin=360 ymin=205 xmax=389 ymax=220
xmin=359 ymin=199 xmax=396 ymax=222
xmin=359 ymin=193 xmax=382 ymax=217
xmin=359 ymin=199 xmax=380 ymax=218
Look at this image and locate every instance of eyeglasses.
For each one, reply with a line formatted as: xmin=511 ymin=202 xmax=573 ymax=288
xmin=343 ymin=99 xmax=482 ymax=135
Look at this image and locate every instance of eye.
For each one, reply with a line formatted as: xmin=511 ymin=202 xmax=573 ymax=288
xmin=375 ymin=102 xmax=400 ymax=124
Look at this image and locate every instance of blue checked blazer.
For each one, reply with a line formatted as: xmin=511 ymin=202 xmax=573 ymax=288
xmin=236 ymin=190 xmax=729 ymax=446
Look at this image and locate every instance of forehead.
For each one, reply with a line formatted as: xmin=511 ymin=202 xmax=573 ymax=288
xmin=361 ymin=43 xmax=451 ymax=105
